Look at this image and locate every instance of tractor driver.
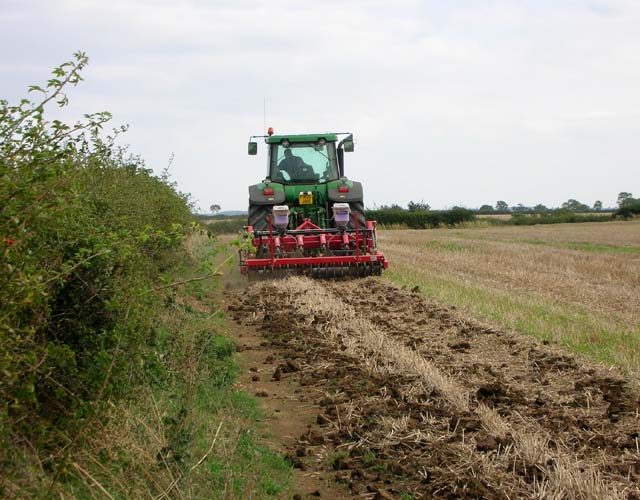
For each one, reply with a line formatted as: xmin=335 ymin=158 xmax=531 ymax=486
xmin=278 ymin=149 xmax=313 ymax=181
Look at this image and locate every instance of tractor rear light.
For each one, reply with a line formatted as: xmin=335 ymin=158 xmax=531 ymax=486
xmin=338 ymin=185 xmax=349 ymax=193
xmin=263 ymin=187 xmax=274 ymax=195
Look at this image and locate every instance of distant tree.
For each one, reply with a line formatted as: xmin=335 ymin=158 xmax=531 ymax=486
xmin=407 ymin=200 xmax=431 ymax=211
xmin=617 ymin=192 xmax=634 ymax=207
xmin=512 ymin=204 xmax=530 ymax=213
xmin=593 ymin=200 xmax=603 ymax=211
xmin=561 ymin=199 xmax=589 ymax=211
xmin=495 ymin=201 xmax=509 ymax=212
xmin=478 ymin=204 xmax=495 ymax=214
xmin=533 ymin=204 xmax=548 ymax=213
xmin=209 ymin=203 xmax=221 ymax=214
xmin=379 ymin=203 xmax=404 ymax=211
xmin=615 ymin=193 xmax=640 ymax=218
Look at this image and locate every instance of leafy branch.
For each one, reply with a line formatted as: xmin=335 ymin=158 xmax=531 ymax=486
xmin=1 ymin=51 xmax=89 ymax=141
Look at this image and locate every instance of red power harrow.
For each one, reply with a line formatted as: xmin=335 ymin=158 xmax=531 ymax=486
xmin=240 ymin=216 xmax=388 ymax=279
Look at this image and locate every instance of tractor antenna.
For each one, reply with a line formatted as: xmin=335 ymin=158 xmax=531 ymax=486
xmin=263 ymin=97 xmax=266 ymax=134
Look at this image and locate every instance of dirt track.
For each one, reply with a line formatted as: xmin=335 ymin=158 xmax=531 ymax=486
xmin=226 ymin=277 xmax=640 ymax=499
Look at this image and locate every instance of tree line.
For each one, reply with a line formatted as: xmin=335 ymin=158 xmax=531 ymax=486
xmin=477 ymin=193 xmax=632 ymax=215
xmin=371 ymin=192 xmax=638 ymax=219
xmin=365 ymin=191 xmax=639 ymax=228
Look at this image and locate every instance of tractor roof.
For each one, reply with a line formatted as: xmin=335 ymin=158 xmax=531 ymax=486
xmin=266 ymin=133 xmax=338 ymax=144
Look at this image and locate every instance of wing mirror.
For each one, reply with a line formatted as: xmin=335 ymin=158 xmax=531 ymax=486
xmin=343 ymin=134 xmax=354 ymax=153
xmin=248 ymin=141 xmax=258 ymax=155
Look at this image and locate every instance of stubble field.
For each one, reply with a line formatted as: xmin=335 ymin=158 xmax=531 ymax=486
xmin=380 ymin=220 xmax=640 ymax=372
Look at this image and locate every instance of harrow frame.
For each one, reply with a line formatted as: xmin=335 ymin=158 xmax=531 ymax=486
xmin=240 ymin=216 xmax=388 ymax=279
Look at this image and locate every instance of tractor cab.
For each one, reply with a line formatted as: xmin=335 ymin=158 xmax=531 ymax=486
xmin=267 ymin=135 xmax=340 ymax=185
xmin=248 ymin=132 xmax=354 ymax=181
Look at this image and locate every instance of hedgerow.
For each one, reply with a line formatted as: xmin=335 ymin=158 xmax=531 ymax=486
xmin=508 ymin=211 xmax=614 ymax=225
xmin=0 ymin=53 xmax=194 ymax=481
xmin=366 ymin=207 xmax=475 ymax=228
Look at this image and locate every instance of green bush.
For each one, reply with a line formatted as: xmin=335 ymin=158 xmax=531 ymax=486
xmin=0 ymin=53 xmax=194 ymax=462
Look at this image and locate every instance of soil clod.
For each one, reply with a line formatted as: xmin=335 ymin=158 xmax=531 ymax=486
xmin=228 ymin=277 xmax=640 ymax=499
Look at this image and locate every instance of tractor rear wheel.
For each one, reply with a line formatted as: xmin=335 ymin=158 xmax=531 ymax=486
xmin=347 ymin=201 xmax=366 ymax=230
xmin=248 ymin=205 xmax=271 ymax=232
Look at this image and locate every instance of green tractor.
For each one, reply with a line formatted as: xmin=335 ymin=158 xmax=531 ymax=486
xmin=247 ymin=130 xmax=364 ymax=231
xmin=242 ymin=129 xmax=387 ymax=278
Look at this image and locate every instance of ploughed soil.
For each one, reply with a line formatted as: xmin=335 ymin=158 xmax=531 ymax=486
xmin=224 ymin=278 xmax=640 ymax=499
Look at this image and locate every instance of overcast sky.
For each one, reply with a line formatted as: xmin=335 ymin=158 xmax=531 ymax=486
xmin=2 ymin=0 xmax=639 ymax=211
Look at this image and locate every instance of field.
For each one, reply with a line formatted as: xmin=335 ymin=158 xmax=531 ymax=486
xmin=476 ymin=213 xmax=513 ymax=220
xmin=223 ymin=220 xmax=640 ymax=498
xmin=380 ymin=220 xmax=640 ymax=372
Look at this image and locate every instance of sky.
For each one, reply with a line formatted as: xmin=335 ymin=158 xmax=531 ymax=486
xmin=2 ymin=0 xmax=639 ymax=211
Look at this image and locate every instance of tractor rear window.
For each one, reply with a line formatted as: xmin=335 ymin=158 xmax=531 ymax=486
xmin=271 ymin=142 xmax=338 ymax=183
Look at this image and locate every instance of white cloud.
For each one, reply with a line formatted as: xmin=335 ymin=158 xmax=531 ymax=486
xmin=2 ymin=0 xmax=639 ymax=210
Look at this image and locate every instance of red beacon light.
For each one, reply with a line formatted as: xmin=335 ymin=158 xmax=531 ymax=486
xmin=267 ymin=127 xmax=274 ymax=136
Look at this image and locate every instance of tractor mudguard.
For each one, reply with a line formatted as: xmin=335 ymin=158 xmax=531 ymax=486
xmin=327 ymin=181 xmax=363 ymax=202
xmin=249 ymin=183 xmax=285 ymax=205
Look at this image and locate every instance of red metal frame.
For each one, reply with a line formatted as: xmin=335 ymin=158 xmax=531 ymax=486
xmin=240 ymin=216 xmax=388 ymax=275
